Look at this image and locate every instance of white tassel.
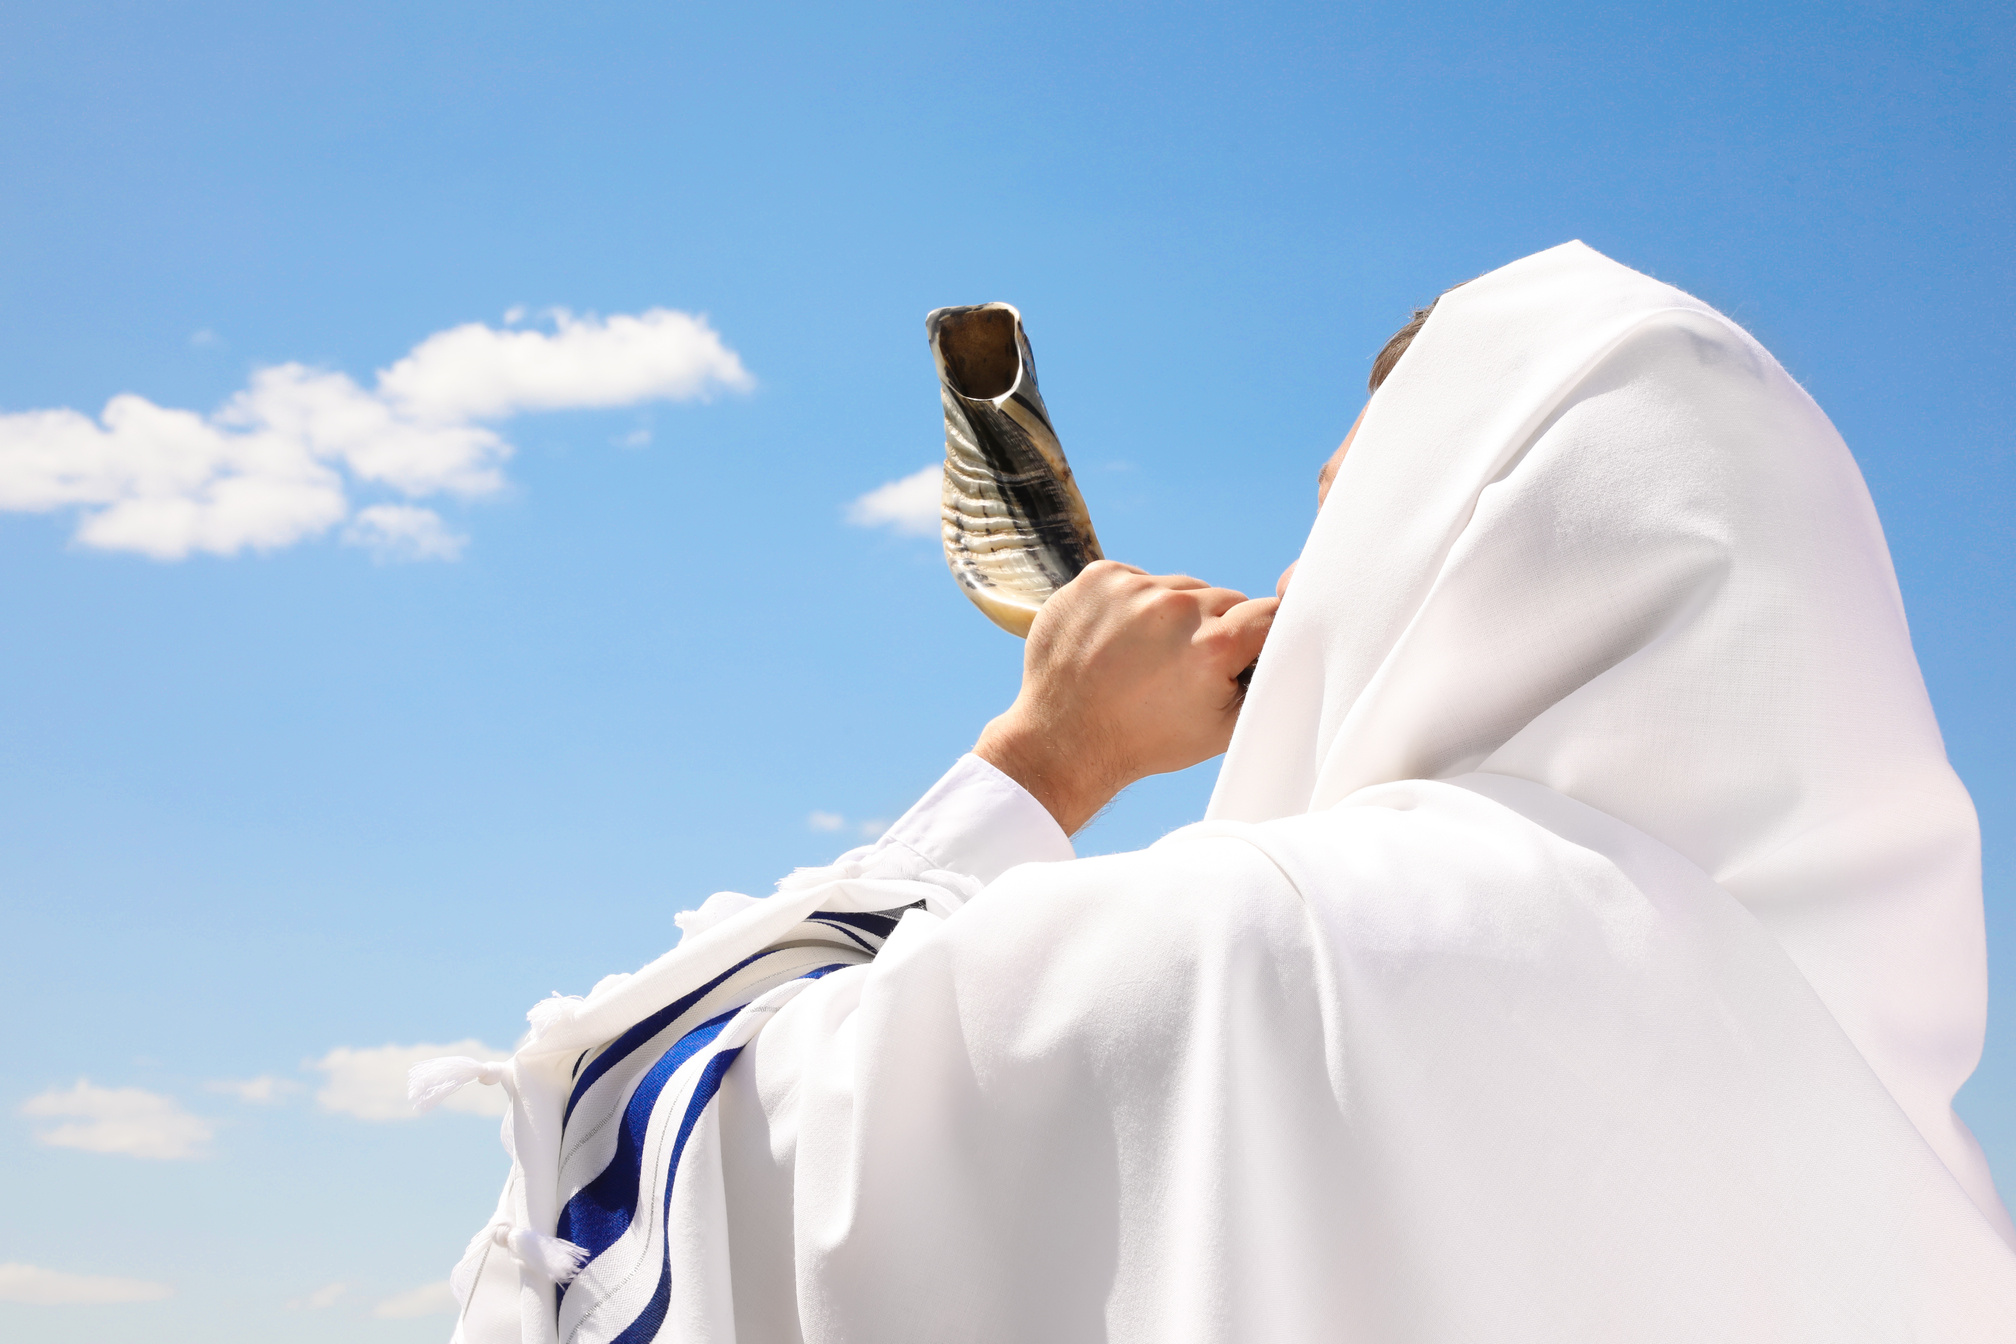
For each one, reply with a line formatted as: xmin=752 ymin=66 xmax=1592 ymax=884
xmin=525 ymin=992 xmax=586 ymax=1041
xmin=407 ymin=1056 xmax=508 ymax=1113
xmin=489 ymin=1223 xmax=590 ymax=1285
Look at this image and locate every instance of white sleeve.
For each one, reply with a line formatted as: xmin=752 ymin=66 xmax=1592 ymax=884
xmin=861 ymin=752 xmax=1076 ymax=883
xmin=668 ymin=754 xmax=1073 ymax=950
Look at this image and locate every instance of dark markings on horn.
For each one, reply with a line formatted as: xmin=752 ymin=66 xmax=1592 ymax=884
xmin=927 ymin=302 xmax=1103 ymax=637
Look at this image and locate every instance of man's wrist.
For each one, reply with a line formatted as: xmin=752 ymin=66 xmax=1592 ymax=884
xmin=972 ymin=712 xmax=1121 ymax=837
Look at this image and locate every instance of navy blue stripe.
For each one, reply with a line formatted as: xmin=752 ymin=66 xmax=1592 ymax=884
xmin=807 ymin=917 xmax=879 ymax=954
xmin=564 ymin=946 xmax=795 ymax=1127
xmin=809 ymin=909 xmax=906 ymax=939
xmin=606 ymin=1046 xmax=746 ymax=1344
xmin=564 ymin=962 xmax=850 ymax=1336
xmin=555 ymin=1007 xmax=739 ymax=1257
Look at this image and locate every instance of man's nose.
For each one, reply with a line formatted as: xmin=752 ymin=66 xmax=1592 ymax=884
xmin=1275 ymin=562 xmax=1297 ymax=599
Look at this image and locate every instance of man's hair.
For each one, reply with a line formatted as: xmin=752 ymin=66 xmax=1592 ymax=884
xmin=1369 ymin=302 xmax=1437 ymax=394
xmin=1368 ymin=277 xmax=1477 ymax=393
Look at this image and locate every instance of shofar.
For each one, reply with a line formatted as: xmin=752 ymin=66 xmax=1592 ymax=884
xmin=927 ymin=303 xmax=1103 ymax=637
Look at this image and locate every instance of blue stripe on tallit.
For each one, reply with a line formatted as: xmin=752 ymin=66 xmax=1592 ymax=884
xmin=807 ymin=917 xmax=879 ymax=954
xmin=555 ymin=1006 xmax=741 ymax=1255
xmin=559 ymin=961 xmax=853 ymax=1338
xmin=809 ymin=909 xmax=906 ymax=939
xmin=564 ymin=946 xmax=795 ymax=1127
xmin=606 ymin=1046 xmax=746 ymax=1344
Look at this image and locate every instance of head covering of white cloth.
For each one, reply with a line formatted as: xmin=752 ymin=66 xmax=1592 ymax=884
xmin=1212 ymin=239 xmax=2008 ymax=1233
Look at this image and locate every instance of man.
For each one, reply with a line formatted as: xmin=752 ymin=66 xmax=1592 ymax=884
xmin=430 ymin=243 xmax=2016 ymax=1342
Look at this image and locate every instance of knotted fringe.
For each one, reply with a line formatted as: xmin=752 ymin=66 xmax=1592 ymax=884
xmin=495 ymin=1223 xmax=590 ymax=1284
xmin=407 ymin=1056 xmax=509 ymax=1113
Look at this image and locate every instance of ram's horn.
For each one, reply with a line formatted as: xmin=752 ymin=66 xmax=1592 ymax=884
xmin=926 ymin=303 xmax=1103 ymax=637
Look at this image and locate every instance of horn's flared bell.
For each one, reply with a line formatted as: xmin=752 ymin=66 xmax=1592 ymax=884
xmin=926 ymin=303 xmax=1103 ymax=637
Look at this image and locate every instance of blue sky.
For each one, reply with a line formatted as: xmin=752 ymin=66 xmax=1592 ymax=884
xmin=1 ymin=0 xmax=2010 ymax=1336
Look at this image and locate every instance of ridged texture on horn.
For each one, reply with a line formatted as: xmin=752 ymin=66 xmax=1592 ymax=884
xmin=926 ymin=302 xmax=1103 ymax=637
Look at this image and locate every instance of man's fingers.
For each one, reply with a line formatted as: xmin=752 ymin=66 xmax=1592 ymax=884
xmin=1195 ymin=586 xmax=1251 ymax=618
xmin=1203 ymin=596 xmax=1279 ymax=673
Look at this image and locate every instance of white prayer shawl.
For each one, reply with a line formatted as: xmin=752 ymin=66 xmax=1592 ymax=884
xmin=444 ymin=242 xmax=2016 ymax=1343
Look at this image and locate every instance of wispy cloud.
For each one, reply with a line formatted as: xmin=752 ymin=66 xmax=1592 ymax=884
xmin=0 ymin=1263 xmax=173 ymax=1306
xmin=807 ymin=810 xmax=846 ymax=832
xmin=373 ymin=1280 xmax=457 ymax=1318
xmin=343 ymin=503 xmax=467 ymax=563
xmin=287 ymin=1281 xmax=348 ymax=1310
xmin=308 ymin=1040 xmax=511 ymax=1121
xmin=206 ymin=1075 xmax=302 ymax=1105
xmin=19 ymin=1080 xmax=212 ymax=1160
xmin=857 ymin=818 xmax=890 ymax=838
xmin=846 ymin=464 xmax=941 ymax=537
xmin=0 ymin=308 xmax=751 ymax=561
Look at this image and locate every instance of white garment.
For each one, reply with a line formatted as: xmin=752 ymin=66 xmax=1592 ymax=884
xmin=1213 ymin=241 xmax=2006 ymax=1234
xmin=446 ymin=243 xmax=2016 ymax=1343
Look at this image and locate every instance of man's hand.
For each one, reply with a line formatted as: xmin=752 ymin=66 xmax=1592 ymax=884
xmin=974 ymin=560 xmax=1279 ymax=835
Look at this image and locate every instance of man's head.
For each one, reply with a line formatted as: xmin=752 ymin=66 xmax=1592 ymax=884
xmin=1286 ymin=299 xmax=1445 ymax=598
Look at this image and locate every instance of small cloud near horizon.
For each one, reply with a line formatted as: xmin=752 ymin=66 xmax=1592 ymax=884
xmin=374 ymin=1281 xmax=457 ymax=1318
xmin=807 ymin=810 xmax=845 ymax=832
xmin=286 ymin=1281 xmax=348 ymax=1310
xmin=0 ymin=1263 xmax=173 ymax=1306
xmin=207 ymin=1075 xmax=303 ymax=1105
xmin=19 ymin=1080 xmax=212 ymax=1160
xmin=846 ymin=464 xmax=940 ymax=537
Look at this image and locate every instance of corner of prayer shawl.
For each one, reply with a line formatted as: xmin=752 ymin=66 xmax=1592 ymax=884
xmin=408 ymin=1055 xmax=510 ymax=1113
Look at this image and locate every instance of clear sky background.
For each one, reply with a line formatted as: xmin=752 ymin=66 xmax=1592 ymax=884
xmin=2 ymin=1 xmax=2010 ymax=1338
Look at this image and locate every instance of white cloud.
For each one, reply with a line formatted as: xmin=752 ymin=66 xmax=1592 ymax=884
xmin=846 ymin=464 xmax=941 ymax=537
xmin=343 ymin=504 xmax=467 ymax=562
xmin=206 ymin=1075 xmax=302 ymax=1105
xmin=377 ymin=308 xmax=752 ymax=423
xmin=807 ymin=810 xmax=845 ymax=832
xmin=189 ymin=329 xmax=221 ymax=348
xmin=373 ymin=1281 xmax=457 ymax=1319
xmin=857 ymin=818 xmax=891 ymax=838
xmin=288 ymin=1281 xmax=348 ymax=1310
xmin=309 ymin=1040 xmax=511 ymax=1121
xmin=0 ymin=1263 xmax=173 ymax=1306
xmin=19 ymin=1080 xmax=212 ymax=1160
xmin=0 ymin=308 xmax=750 ymax=560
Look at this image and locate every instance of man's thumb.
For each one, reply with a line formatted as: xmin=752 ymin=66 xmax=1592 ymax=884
xmin=1212 ymin=596 xmax=1279 ymax=672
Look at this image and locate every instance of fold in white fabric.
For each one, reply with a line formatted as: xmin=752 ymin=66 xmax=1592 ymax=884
xmin=446 ymin=243 xmax=2016 ymax=1343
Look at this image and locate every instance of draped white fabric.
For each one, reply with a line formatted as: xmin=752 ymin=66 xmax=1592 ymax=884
xmin=448 ymin=242 xmax=2016 ymax=1343
xmin=1213 ymin=240 xmax=2009 ymax=1233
